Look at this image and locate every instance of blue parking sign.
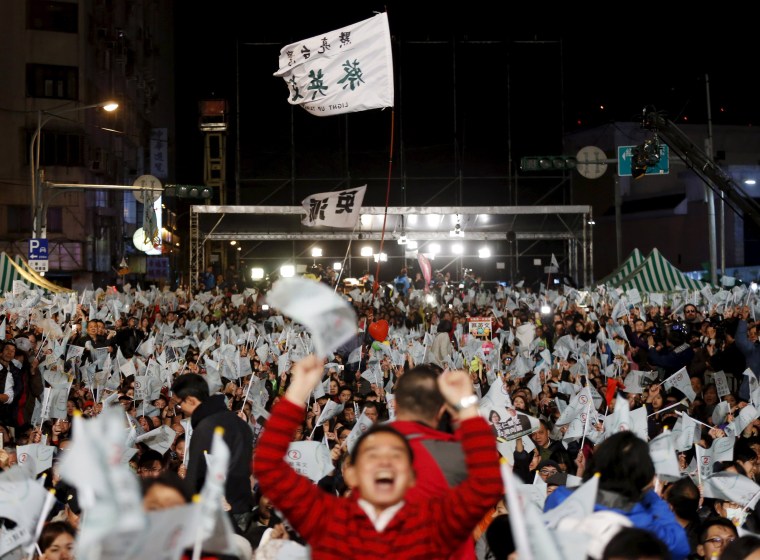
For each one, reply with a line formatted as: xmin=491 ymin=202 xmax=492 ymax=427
xmin=29 ymin=238 xmax=49 ymax=260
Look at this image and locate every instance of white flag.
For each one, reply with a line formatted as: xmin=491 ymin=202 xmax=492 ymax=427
xmin=16 ymin=443 xmax=55 ymax=476
xmin=301 ymin=185 xmax=367 ymax=228
xmin=662 ymin=367 xmax=697 ymax=402
xmin=274 ymin=13 xmax=393 ymax=116
xmin=314 ymin=400 xmax=344 ymax=426
xmin=543 ymin=474 xmax=599 ymax=529
xmin=648 ymin=429 xmax=681 ymax=482
xmin=556 ymin=387 xmax=592 ymax=426
xmin=713 ymin=371 xmax=731 ymax=399
xmin=671 ymin=413 xmax=700 ymax=452
xmin=284 ymin=440 xmax=334 ymax=482
xmin=346 ymin=410 xmax=374 ymax=454
xmin=702 ymin=472 xmax=760 ymax=510
xmin=267 ymin=277 xmax=358 ymax=357
xmin=135 ymin=425 xmax=176 ymax=455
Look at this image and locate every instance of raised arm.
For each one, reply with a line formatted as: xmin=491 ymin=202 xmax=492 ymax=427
xmin=253 ymin=355 xmax=339 ymax=540
xmin=430 ymin=370 xmax=503 ymax=553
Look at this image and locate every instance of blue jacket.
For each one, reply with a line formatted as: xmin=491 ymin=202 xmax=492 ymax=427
xmin=736 ymin=320 xmax=760 ymax=401
xmin=545 ymin=486 xmax=690 ymax=560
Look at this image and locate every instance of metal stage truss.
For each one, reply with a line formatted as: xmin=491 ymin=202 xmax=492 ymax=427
xmin=189 ymin=204 xmax=594 ymax=287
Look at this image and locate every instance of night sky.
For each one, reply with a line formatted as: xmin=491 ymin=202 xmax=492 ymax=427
xmin=171 ymin=4 xmax=756 ymax=278
xmin=174 ymin=5 xmax=755 ymax=196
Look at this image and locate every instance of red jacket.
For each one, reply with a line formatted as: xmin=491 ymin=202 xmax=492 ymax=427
xmin=392 ymin=420 xmax=477 ymax=560
xmin=254 ymin=400 xmax=502 ymax=560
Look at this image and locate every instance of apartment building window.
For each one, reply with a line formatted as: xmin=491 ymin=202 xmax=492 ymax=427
xmin=26 ymin=63 xmax=78 ymax=100
xmin=7 ymin=207 xmax=32 ymax=234
xmin=26 ymin=130 xmax=84 ymax=166
xmin=27 ymin=0 xmax=78 ymax=33
xmin=123 ymin=191 xmax=137 ymax=224
xmin=6 ymin=206 xmax=62 ymax=233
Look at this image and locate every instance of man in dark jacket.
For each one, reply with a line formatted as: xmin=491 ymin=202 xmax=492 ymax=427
xmin=172 ymin=373 xmax=253 ymax=531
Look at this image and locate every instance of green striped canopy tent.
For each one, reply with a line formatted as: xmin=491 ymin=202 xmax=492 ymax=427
xmin=597 ymin=248 xmax=645 ymax=286
xmin=612 ymin=248 xmax=708 ymax=292
xmin=0 ymin=252 xmax=70 ymax=294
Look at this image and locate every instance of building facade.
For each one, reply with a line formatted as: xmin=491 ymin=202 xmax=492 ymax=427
xmin=0 ymin=0 xmax=175 ymax=289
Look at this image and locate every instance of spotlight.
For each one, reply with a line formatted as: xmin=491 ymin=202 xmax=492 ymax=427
xmin=541 ymin=305 xmax=552 ymax=315
xmin=311 ymin=247 xmax=323 ymax=257
xmin=333 ymin=262 xmax=342 ymax=271
xmin=428 ymin=243 xmax=441 ymax=255
xmin=452 ymin=243 xmax=463 ymax=254
xmin=251 ymin=267 xmax=264 ymax=280
xmin=360 ymin=246 xmax=373 ymax=257
xmin=280 ymin=264 xmax=295 ymax=278
xmin=478 ymin=247 xmax=491 ymax=259
xmin=397 ymin=235 xmax=408 ymax=245
xmin=230 ymin=240 xmax=237 ymax=246
xmin=406 ymin=240 xmax=418 ymax=250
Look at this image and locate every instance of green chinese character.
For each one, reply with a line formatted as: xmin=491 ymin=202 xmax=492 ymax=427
xmin=307 ymin=69 xmax=328 ymax=100
xmin=288 ymin=77 xmax=304 ymax=101
xmin=337 ymin=59 xmax=365 ymax=91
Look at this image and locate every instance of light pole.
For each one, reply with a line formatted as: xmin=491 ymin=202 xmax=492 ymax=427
xmin=30 ymin=101 xmax=118 ymax=239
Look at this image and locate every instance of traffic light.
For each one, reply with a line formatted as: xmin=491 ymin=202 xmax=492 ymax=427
xmin=520 ymin=156 xmax=577 ymax=171
xmin=174 ymin=185 xmax=213 ymax=199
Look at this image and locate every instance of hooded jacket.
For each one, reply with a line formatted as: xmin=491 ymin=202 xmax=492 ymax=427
xmin=186 ymin=394 xmax=253 ymax=514
xmin=545 ymin=485 xmax=690 ymax=560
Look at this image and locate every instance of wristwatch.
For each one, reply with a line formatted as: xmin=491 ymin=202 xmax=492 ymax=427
xmin=453 ymin=394 xmax=479 ymax=411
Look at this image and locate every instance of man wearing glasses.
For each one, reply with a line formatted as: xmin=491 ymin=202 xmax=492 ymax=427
xmin=696 ymin=517 xmax=737 ymax=559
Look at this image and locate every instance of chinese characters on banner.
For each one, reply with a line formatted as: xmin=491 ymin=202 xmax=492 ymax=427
xmin=469 ymin=317 xmax=492 ymax=338
xmin=273 ymin=13 xmax=393 ymax=116
xmin=301 ymin=185 xmax=367 ymax=228
xmin=150 ymin=128 xmax=168 ymax=179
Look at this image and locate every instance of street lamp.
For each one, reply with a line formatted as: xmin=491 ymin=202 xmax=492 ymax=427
xmin=30 ymin=101 xmax=119 ymax=238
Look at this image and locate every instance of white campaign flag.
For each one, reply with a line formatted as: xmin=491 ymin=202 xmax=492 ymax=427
xmin=603 ymin=393 xmax=631 ymax=437
xmin=285 ymin=440 xmax=334 ymax=482
xmin=556 ymin=386 xmax=593 ymax=426
xmin=346 ymin=410 xmax=374 ymax=454
xmin=197 ymin=427 xmax=237 ymax=557
xmin=744 ymin=368 xmax=760 ymax=407
xmin=314 ymin=400 xmax=345 ymax=427
xmin=671 ymin=413 xmax=700 ymax=452
xmin=273 ymin=13 xmax=393 ymax=116
xmin=135 ymin=425 xmax=176 ymax=455
xmin=301 ymin=185 xmax=367 ymax=228
xmin=713 ymin=371 xmax=731 ymax=399
xmin=16 ymin=443 xmax=55 ymax=476
xmin=267 ymin=277 xmax=358 ymax=357
xmin=702 ymin=472 xmax=760 ymax=510
xmin=662 ymin=367 xmax=697 ymax=402
xmin=648 ymin=429 xmax=681 ymax=482
xmin=543 ymin=474 xmax=599 ymax=529
xmin=726 ymin=404 xmax=760 ymax=437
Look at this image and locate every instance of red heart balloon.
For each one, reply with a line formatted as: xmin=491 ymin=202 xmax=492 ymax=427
xmin=368 ymin=319 xmax=389 ymax=342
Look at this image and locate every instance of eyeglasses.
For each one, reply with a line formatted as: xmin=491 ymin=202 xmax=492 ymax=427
xmin=539 ymin=468 xmax=558 ymax=476
xmin=138 ymin=466 xmax=162 ymax=473
xmin=685 ymin=309 xmax=698 ymax=314
xmin=704 ymin=536 xmax=736 ymax=547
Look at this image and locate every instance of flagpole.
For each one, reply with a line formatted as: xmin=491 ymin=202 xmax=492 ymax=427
xmin=371 ymin=109 xmax=396 ymax=300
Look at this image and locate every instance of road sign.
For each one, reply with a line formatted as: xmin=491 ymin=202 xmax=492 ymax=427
xmin=132 ymin=174 xmax=162 ymax=204
xmin=29 ymin=260 xmax=48 ymax=272
xmin=618 ymin=145 xmax=669 ymax=176
xmin=576 ymin=146 xmax=608 ymax=179
xmin=29 ymin=238 xmax=49 ymax=272
xmin=29 ymin=238 xmax=48 ymax=260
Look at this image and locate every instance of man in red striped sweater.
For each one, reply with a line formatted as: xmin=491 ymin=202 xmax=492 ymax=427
xmin=254 ymin=355 xmax=502 ymax=559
